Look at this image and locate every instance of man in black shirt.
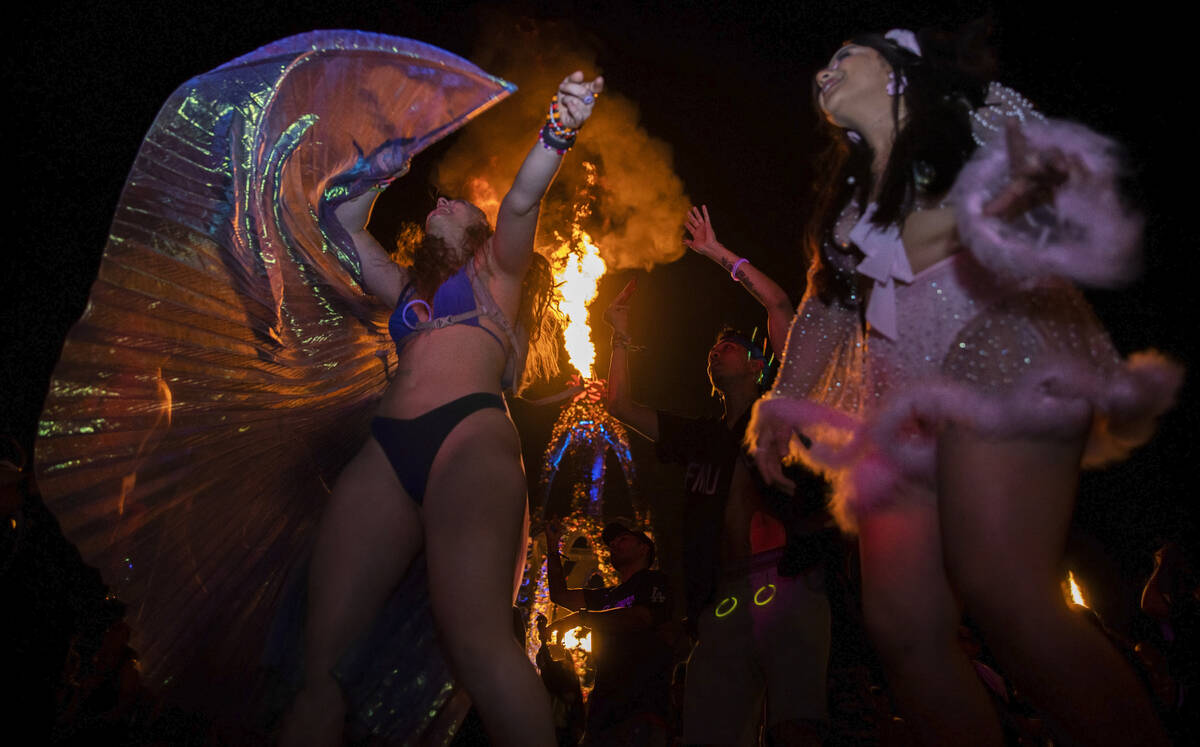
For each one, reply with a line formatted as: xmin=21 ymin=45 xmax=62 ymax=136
xmin=604 ymin=271 xmax=832 ymax=746
xmin=545 ymin=521 xmax=673 ymax=746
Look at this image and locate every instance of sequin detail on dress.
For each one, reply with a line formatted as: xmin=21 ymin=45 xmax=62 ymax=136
xmin=751 ymin=89 xmax=1182 ymax=532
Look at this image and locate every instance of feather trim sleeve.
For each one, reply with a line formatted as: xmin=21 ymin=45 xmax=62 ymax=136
xmin=955 ymin=100 xmax=1143 ymax=287
xmin=823 ymin=286 xmax=1184 ymax=532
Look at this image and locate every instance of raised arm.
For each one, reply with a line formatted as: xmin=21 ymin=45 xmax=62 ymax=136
xmin=334 ymin=188 xmax=407 ymax=308
xmin=544 ymin=521 xmax=586 ymax=611
xmin=684 ymin=205 xmax=794 ymax=351
xmin=602 ymin=279 xmax=660 ymax=440
xmin=953 ymin=114 xmax=1141 ymax=288
xmin=491 ymin=72 xmax=604 ymax=277
xmin=549 ymin=605 xmax=653 ymax=635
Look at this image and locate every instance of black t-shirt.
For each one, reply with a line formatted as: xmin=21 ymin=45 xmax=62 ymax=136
xmin=655 ymin=409 xmax=832 ymax=623
xmin=655 ymin=409 xmax=749 ymax=623
xmin=582 ymin=569 xmax=672 ymax=730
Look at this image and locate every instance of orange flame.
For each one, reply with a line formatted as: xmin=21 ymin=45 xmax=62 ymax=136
xmin=562 ymin=625 xmax=592 ymax=653
xmin=1066 ymin=570 xmax=1089 ymax=608
xmin=465 ymin=176 xmax=501 ymax=226
xmin=550 ymin=162 xmax=606 ymax=377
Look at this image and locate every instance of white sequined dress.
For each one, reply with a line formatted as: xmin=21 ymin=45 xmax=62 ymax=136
xmin=750 ymin=84 xmax=1183 ymax=531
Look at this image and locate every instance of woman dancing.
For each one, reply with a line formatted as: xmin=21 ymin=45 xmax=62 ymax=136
xmin=745 ymin=27 xmax=1178 ymax=746
xmin=280 ymin=72 xmax=603 ymax=747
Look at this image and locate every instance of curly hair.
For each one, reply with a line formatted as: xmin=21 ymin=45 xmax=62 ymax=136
xmin=394 ymin=218 xmax=564 ymax=394
xmin=395 ymin=220 xmax=493 ymax=299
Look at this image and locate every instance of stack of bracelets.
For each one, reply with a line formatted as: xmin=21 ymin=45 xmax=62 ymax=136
xmin=538 ymin=93 xmax=580 ymax=155
xmin=610 ymin=331 xmax=645 ymax=353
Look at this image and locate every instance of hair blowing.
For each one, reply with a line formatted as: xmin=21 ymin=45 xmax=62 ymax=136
xmin=394 ymin=220 xmax=563 ymax=394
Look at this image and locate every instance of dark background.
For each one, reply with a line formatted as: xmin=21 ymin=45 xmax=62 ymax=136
xmin=6 ymin=0 xmax=1194 ymax=629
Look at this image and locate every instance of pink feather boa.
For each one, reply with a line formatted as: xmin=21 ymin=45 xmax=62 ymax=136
xmin=749 ymin=350 xmax=1182 ymax=533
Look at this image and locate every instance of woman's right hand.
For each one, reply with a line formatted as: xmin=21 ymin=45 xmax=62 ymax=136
xmin=603 ymin=278 xmax=637 ymax=336
xmin=555 ymin=71 xmax=605 ymax=130
xmin=747 ymin=398 xmax=800 ymax=492
xmin=983 ymin=119 xmax=1083 ymax=221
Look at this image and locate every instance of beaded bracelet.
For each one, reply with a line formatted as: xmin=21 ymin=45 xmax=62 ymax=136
xmin=539 ymin=123 xmax=576 ymax=155
xmin=548 ymin=94 xmax=579 ymax=139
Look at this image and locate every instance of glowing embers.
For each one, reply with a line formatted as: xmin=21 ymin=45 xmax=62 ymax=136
xmin=715 ymin=583 xmax=779 ymax=618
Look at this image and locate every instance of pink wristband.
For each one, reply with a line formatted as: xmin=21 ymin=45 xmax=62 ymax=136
xmin=730 ymin=257 xmax=749 ymax=281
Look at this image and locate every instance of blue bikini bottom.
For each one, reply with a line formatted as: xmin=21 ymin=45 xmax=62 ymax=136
xmin=370 ymin=392 xmax=506 ymax=504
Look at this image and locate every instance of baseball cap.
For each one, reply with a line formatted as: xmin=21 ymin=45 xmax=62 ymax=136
xmin=601 ymin=521 xmax=656 ymax=567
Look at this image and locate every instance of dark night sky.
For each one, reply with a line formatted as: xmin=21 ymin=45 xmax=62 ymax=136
xmin=6 ymin=1 xmax=1196 ymax=618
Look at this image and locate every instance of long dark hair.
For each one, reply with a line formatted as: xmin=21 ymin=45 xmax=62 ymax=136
xmin=806 ymin=21 xmax=995 ymax=304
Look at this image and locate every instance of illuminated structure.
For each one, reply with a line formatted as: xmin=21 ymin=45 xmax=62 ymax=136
xmin=514 ymin=168 xmax=651 ymax=680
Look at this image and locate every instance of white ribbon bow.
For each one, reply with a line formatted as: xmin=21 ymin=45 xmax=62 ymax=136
xmin=848 ymin=204 xmax=914 ymax=341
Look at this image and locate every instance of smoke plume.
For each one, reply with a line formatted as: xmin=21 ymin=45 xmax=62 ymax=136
xmin=433 ymin=14 xmax=689 ymax=270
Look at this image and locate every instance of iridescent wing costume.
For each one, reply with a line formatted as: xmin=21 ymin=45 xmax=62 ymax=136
xmin=34 ymin=30 xmax=514 ymax=740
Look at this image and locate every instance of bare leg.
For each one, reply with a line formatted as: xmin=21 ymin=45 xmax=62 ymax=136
xmin=857 ymin=498 xmax=1003 ymax=747
xmin=423 ymin=408 xmax=555 ymax=747
xmin=939 ymin=428 xmax=1169 ymax=747
xmin=279 ymin=439 xmax=423 ymax=747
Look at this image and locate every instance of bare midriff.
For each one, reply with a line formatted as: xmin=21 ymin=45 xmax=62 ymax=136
xmin=721 ymin=459 xmax=787 ymax=567
xmin=378 ymin=263 xmax=522 ymax=419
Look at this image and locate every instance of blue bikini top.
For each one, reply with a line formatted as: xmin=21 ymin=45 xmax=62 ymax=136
xmin=388 ymin=260 xmax=525 ymax=391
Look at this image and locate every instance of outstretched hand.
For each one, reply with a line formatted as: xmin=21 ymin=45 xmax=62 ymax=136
xmin=683 ymin=205 xmax=723 ymax=258
xmin=556 ymin=71 xmax=605 ymax=130
xmin=603 ymin=277 xmax=637 ymax=335
xmin=748 ymin=401 xmax=799 ymax=493
xmin=983 ymin=120 xmax=1088 ymax=221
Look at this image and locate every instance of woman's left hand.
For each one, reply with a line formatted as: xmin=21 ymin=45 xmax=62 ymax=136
xmin=983 ymin=119 xmax=1089 ymax=221
xmin=556 ymin=71 xmax=604 ymax=129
